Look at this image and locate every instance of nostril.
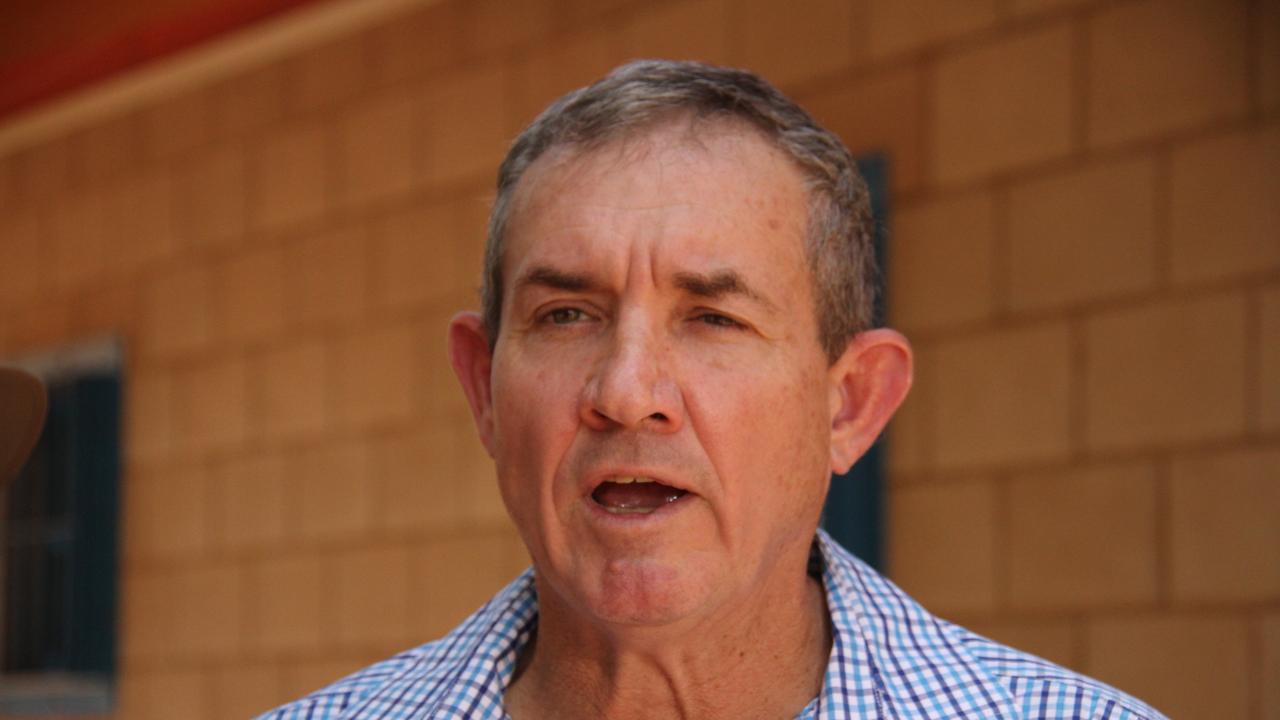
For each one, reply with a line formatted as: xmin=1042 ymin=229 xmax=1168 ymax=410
xmin=649 ymin=412 xmax=668 ymax=422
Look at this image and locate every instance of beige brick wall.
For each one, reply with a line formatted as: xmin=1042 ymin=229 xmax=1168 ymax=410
xmin=0 ymin=0 xmax=1274 ymax=717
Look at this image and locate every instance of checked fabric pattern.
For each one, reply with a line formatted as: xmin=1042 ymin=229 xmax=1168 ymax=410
xmin=257 ymin=530 xmax=1166 ymax=719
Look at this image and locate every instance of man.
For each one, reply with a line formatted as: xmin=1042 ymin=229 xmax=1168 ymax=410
xmin=262 ymin=61 xmax=1164 ymax=719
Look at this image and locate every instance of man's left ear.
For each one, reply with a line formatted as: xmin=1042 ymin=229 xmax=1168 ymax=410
xmin=827 ymin=328 xmax=913 ymax=475
xmin=448 ymin=311 xmax=497 ymax=456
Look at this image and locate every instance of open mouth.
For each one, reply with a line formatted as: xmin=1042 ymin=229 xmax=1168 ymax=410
xmin=591 ymin=476 xmax=688 ymax=515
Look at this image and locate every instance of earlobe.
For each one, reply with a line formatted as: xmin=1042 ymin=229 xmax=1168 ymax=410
xmin=447 ymin=311 xmax=497 ymax=455
xmin=828 ymin=329 xmax=913 ymax=474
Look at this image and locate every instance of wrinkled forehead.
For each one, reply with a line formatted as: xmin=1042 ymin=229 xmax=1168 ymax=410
xmin=495 ymin=118 xmax=817 ymax=321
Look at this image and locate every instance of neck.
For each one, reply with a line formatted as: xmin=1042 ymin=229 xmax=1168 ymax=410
xmin=505 ymin=553 xmax=831 ymax=720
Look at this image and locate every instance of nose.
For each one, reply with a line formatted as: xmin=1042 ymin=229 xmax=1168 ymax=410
xmin=580 ymin=321 xmax=683 ymax=433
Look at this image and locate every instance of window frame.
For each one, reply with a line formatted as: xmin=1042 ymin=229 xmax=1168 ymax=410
xmin=0 ymin=338 xmax=122 ymax=716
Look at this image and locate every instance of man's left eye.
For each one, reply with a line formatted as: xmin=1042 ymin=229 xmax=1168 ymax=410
xmin=696 ymin=313 xmax=743 ymax=329
xmin=546 ymin=308 xmax=586 ymax=325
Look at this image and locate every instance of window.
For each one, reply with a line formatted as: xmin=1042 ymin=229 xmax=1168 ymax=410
xmin=821 ymin=153 xmax=889 ymax=569
xmin=1 ymin=340 xmax=121 ymax=715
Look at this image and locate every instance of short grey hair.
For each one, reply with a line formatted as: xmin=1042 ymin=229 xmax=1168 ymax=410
xmin=483 ymin=59 xmax=877 ymax=363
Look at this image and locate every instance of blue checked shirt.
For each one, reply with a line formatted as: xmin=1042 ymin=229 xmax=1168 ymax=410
xmin=258 ymin=530 xmax=1165 ymax=719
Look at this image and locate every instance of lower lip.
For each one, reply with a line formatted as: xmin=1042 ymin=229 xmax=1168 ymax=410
xmin=584 ymin=492 xmax=695 ymax=526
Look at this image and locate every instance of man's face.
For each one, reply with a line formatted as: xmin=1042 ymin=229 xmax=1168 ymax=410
xmin=484 ymin=122 xmax=837 ymax=626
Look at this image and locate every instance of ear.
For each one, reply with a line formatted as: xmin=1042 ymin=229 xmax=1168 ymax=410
xmin=827 ymin=328 xmax=913 ymax=475
xmin=448 ymin=311 xmax=497 ymax=456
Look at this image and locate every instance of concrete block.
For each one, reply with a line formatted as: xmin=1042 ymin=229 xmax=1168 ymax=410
xmin=624 ymin=0 xmax=731 ymax=65
xmin=210 ymin=662 xmax=285 ymax=720
xmin=1265 ymin=612 xmax=1280 ymax=720
xmin=1008 ymin=0 xmax=1091 ymax=15
xmin=284 ymin=224 xmax=369 ymax=330
xmin=338 ymin=90 xmax=419 ymax=208
xmin=368 ymin=2 xmax=463 ymax=86
xmin=1170 ymin=126 xmax=1280 ymax=284
xmin=289 ymin=440 xmax=372 ymax=543
xmin=1007 ymin=462 xmax=1159 ymax=609
xmin=1088 ymin=0 xmax=1249 ymax=147
xmin=463 ymin=0 xmax=556 ymax=58
xmin=1007 ymin=155 xmax=1158 ymax=311
xmin=333 ymin=545 xmax=412 ymax=646
xmin=934 ymin=324 xmax=1072 ymax=467
xmin=728 ymin=0 xmax=854 ymax=87
xmin=1262 ymin=0 xmax=1280 ymax=113
xmin=422 ymin=65 xmax=510 ymax=187
xmin=253 ymin=339 xmax=329 ymax=442
xmin=211 ymin=62 xmax=286 ymax=138
xmin=214 ymin=245 xmax=287 ymax=346
xmin=118 ymin=668 xmax=207 ymax=720
xmin=0 ymin=210 xmax=44 ymax=308
xmin=141 ymin=88 xmax=210 ymax=160
xmin=1170 ymin=448 xmax=1280 ymax=602
xmin=887 ymin=191 xmax=995 ymax=332
xmin=250 ymin=553 xmax=324 ymax=653
xmin=127 ymin=464 xmax=208 ymax=561
xmin=213 ymin=452 xmax=287 ymax=551
xmin=1085 ymin=293 xmax=1247 ymax=449
xmin=172 ymin=562 xmax=243 ymax=660
xmin=332 ymin=323 xmax=416 ymax=430
xmin=174 ymin=355 xmax=248 ymax=455
xmin=888 ymin=480 xmax=997 ymax=613
xmin=49 ymin=187 xmax=107 ymax=294
xmin=412 ymin=531 xmax=523 ymax=639
xmin=371 ymin=426 xmax=464 ymax=533
xmin=1262 ymin=285 xmax=1280 ymax=432
xmin=103 ymin=170 xmax=175 ymax=275
xmin=174 ymin=141 xmax=247 ymax=249
xmin=125 ymin=369 xmax=173 ymax=464
xmin=933 ymin=25 xmax=1073 ymax=183
xmin=73 ymin=112 xmax=139 ymax=186
xmin=285 ymin=34 xmax=367 ymax=114
xmin=867 ymin=0 xmax=998 ymax=59
xmin=371 ymin=201 xmax=467 ymax=311
xmin=1086 ymin=614 xmax=1249 ymax=720
xmin=252 ymin=121 xmax=330 ymax=232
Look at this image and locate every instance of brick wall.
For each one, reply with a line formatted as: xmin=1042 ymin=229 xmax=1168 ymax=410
xmin=0 ymin=0 xmax=1274 ymax=717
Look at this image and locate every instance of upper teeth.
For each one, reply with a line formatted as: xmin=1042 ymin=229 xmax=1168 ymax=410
xmin=609 ymin=476 xmax=654 ymax=484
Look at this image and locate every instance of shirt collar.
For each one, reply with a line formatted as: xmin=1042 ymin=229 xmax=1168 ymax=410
xmin=814 ymin=530 xmax=1020 ymax=720
xmin=361 ymin=529 xmax=1019 ymax=719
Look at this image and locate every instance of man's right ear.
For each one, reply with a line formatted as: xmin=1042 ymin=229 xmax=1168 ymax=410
xmin=447 ymin=311 xmax=496 ymax=456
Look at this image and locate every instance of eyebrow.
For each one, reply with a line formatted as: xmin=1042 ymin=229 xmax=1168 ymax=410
xmin=514 ymin=265 xmax=777 ymax=312
xmin=673 ymin=270 xmax=777 ymax=311
xmin=515 ymin=265 xmax=600 ymax=293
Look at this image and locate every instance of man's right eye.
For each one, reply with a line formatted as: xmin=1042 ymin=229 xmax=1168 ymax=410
xmin=545 ymin=308 xmax=586 ymax=325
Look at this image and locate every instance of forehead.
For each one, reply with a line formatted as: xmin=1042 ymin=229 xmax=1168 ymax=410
xmin=502 ymin=120 xmax=814 ymax=289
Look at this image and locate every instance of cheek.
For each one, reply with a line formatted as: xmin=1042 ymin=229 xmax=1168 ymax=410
xmin=492 ymin=350 xmax=566 ymax=439
xmin=490 ymin=354 xmax=580 ymax=499
xmin=690 ymin=359 xmax=831 ymax=515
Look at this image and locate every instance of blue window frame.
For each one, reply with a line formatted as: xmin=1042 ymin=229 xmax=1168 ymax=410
xmin=1 ymin=341 xmax=121 ymax=715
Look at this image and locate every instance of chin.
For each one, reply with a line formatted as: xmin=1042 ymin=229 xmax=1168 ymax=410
xmin=587 ymin=556 xmax=718 ymax=627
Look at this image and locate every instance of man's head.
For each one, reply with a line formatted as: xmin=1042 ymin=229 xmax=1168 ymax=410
xmin=449 ymin=60 xmax=911 ymax=630
xmin=483 ymin=60 xmax=878 ymax=364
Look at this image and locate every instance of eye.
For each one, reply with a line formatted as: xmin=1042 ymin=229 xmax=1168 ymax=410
xmin=544 ymin=307 xmax=588 ymax=325
xmin=695 ymin=312 xmax=745 ymax=330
